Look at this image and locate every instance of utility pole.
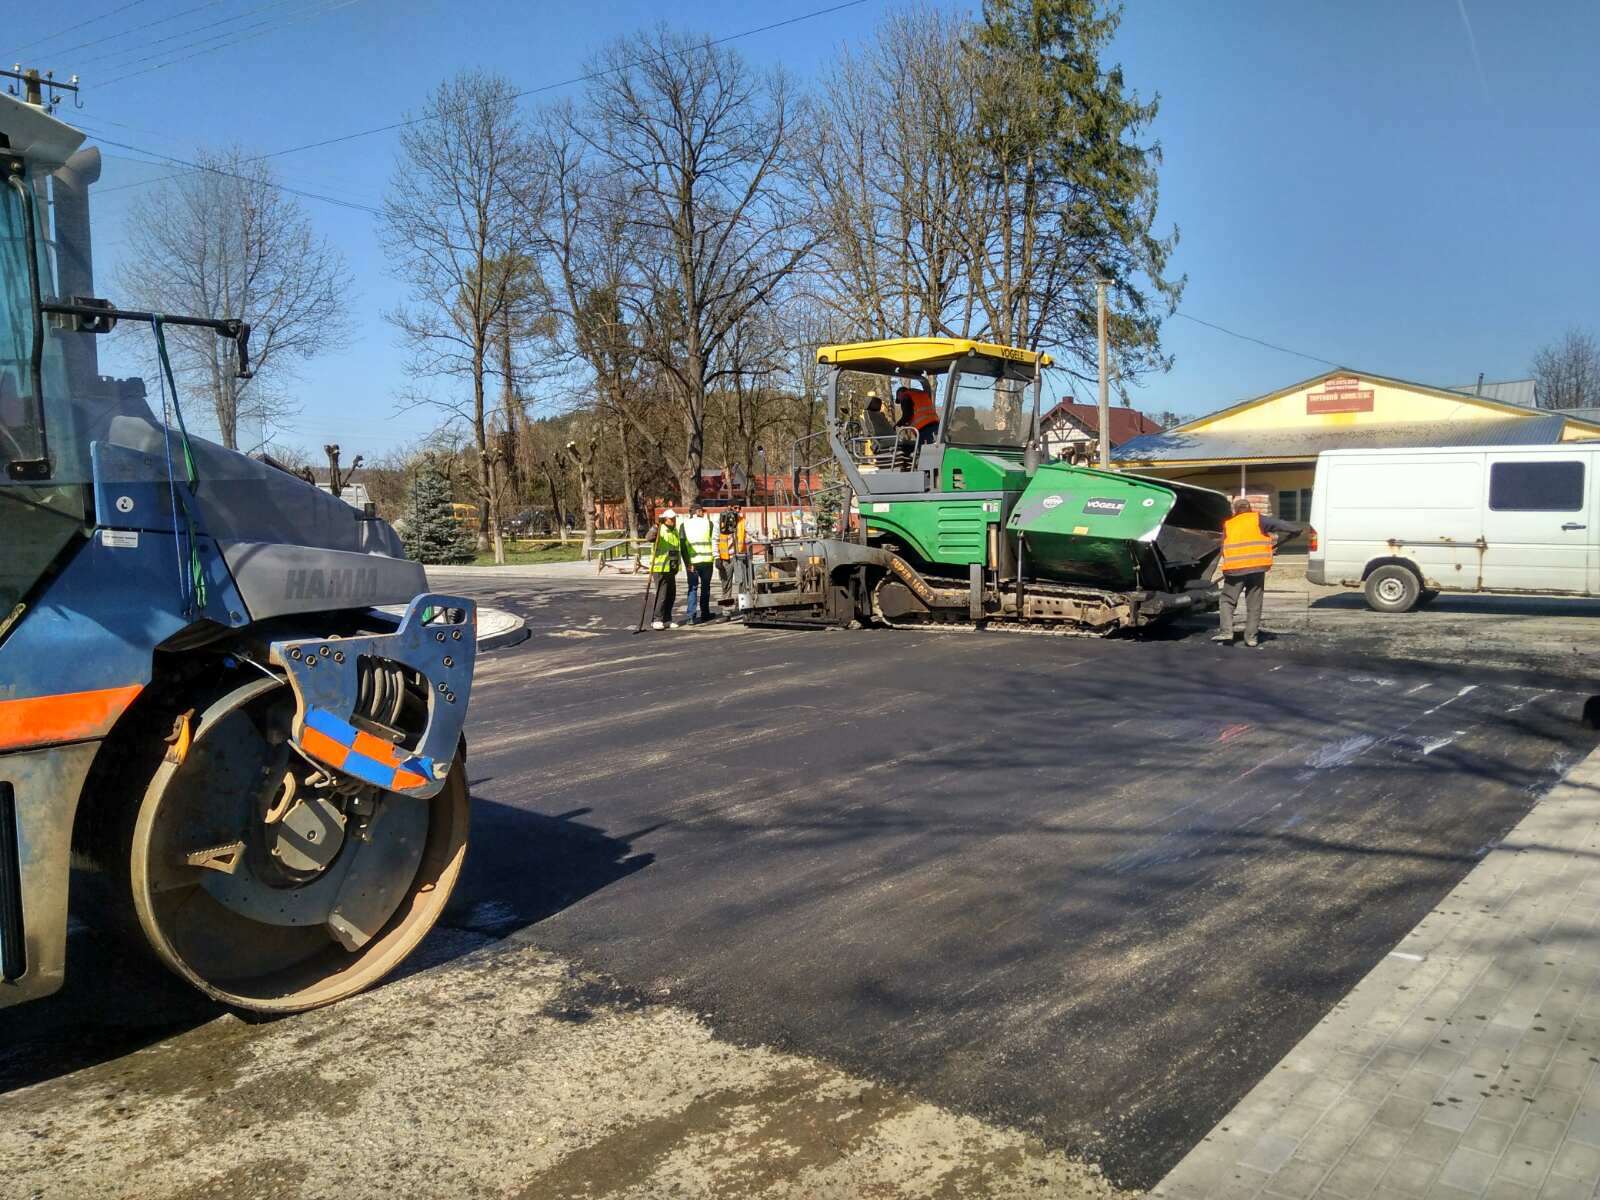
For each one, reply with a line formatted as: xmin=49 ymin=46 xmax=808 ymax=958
xmin=1096 ymin=280 xmax=1110 ymax=470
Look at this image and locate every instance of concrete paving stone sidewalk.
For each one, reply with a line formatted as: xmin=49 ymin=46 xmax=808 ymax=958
xmin=1153 ymin=739 xmax=1600 ymax=1200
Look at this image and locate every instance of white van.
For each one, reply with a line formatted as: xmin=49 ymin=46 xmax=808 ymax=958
xmin=1306 ymin=444 xmax=1600 ymax=612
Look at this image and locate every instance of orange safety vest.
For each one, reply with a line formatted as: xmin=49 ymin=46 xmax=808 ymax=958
xmin=717 ymin=517 xmax=746 ymax=561
xmin=899 ymin=387 xmax=939 ymax=431
xmin=1220 ymin=511 xmax=1274 ymax=575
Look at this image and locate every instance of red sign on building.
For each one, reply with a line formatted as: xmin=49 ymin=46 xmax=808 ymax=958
xmin=1306 ymin=376 xmax=1374 ymax=414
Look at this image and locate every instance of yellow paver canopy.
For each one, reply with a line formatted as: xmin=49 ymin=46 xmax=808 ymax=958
xmin=816 ymin=337 xmax=1052 ymax=372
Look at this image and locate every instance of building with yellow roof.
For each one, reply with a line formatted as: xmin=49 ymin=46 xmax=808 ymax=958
xmin=1112 ymin=369 xmax=1600 ymax=522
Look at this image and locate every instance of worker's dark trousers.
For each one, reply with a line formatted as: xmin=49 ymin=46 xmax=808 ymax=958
xmin=685 ymin=563 xmax=713 ymax=624
xmin=717 ymin=559 xmax=733 ymax=605
xmin=652 ymin=571 xmax=677 ymax=626
xmin=1219 ymin=571 xmax=1266 ymax=641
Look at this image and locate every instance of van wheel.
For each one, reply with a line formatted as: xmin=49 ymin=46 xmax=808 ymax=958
xmin=1365 ymin=565 xmax=1421 ymax=613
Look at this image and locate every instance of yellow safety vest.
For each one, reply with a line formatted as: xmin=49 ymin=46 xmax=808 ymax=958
xmin=650 ymin=526 xmax=686 ymax=573
xmin=679 ymin=514 xmax=716 ymax=561
xmin=1220 ymin=511 xmax=1274 ymax=575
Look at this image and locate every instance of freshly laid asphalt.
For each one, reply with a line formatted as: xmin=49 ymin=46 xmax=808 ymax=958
xmin=5 ymin=566 xmax=1596 ymax=1192
xmin=432 ymin=570 xmax=1596 ymax=1189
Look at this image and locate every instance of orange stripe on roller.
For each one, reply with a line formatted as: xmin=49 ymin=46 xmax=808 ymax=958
xmin=300 ymin=725 xmax=351 ymax=770
xmin=0 ymin=684 xmax=144 ymax=752
xmin=391 ymin=769 xmax=428 ymax=791
xmin=351 ymin=729 xmax=404 ymax=768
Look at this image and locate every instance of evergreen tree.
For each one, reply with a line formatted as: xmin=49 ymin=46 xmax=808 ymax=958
xmin=401 ymin=464 xmax=477 ymax=565
xmin=970 ymin=0 xmax=1182 ymax=373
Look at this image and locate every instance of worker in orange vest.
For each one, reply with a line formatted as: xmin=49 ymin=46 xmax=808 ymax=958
xmin=1214 ymin=495 xmax=1300 ymax=647
xmin=716 ymin=505 xmax=749 ymax=619
xmin=891 ymin=382 xmax=939 ymax=469
xmin=895 ymin=384 xmax=939 ymax=443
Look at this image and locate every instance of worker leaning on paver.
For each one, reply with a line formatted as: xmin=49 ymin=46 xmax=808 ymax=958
xmin=717 ymin=505 xmax=749 ymax=621
xmin=678 ymin=502 xmax=717 ymax=626
xmin=1213 ymin=495 xmax=1300 ymax=648
xmin=649 ymin=508 xmax=689 ymax=631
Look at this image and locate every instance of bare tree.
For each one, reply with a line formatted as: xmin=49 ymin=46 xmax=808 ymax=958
xmin=119 ymin=147 xmax=349 ymax=449
xmin=804 ymin=7 xmax=982 ymax=339
xmin=1533 ymin=327 xmax=1600 ymax=411
xmin=578 ymin=28 xmax=814 ymax=504
xmin=381 ymin=71 xmax=542 ymax=561
xmin=805 ymin=2 xmax=1180 ymax=388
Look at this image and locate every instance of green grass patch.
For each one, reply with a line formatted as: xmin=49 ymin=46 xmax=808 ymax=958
xmin=471 ymin=541 xmax=587 ymax=565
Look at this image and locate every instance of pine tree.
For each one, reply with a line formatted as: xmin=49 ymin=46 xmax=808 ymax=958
xmin=970 ymin=0 xmax=1181 ymax=374
xmin=401 ymin=464 xmax=477 ymax=565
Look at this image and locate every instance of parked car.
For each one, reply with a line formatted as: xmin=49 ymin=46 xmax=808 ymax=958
xmin=1307 ymin=444 xmax=1600 ymax=612
xmin=505 ymin=508 xmax=553 ymax=537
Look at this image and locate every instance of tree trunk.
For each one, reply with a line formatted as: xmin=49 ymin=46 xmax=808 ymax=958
xmin=473 ymin=354 xmax=492 ymax=555
xmin=487 ymin=453 xmax=506 ymax=565
xmin=578 ymin=462 xmax=596 ymax=555
xmin=618 ymin=417 xmax=638 ymax=542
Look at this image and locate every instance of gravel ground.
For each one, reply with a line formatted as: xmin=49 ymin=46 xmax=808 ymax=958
xmin=0 ymin=933 xmax=1126 ymax=1200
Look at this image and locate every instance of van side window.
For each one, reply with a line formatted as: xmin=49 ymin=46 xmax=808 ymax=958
xmin=1488 ymin=461 xmax=1584 ymax=512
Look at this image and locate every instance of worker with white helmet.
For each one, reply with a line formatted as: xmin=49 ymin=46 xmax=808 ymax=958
xmin=648 ymin=508 xmax=688 ymax=630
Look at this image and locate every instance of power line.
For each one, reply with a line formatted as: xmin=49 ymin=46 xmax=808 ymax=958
xmin=74 ymin=0 xmax=873 ymax=214
xmin=85 ymin=135 xmax=384 ymax=213
xmin=11 ymin=0 xmax=155 ymax=54
xmin=94 ymin=145 xmax=379 ymax=205
xmin=36 ymin=1 xmax=229 ymax=62
xmin=76 ymin=0 xmax=328 ymax=69
xmin=253 ymin=0 xmax=872 ymax=163
xmin=1172 ymin=311 xmax=1343 ymax=369
xmin=100 ymin=0 xmax=366 ymax=86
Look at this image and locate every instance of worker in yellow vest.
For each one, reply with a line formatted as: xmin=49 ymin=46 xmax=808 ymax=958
xmin=1214 ymin=496 xmax=1300 ymax=647
xmin=716 ymin=506 xmax=749 ymax=619
xmin=648 ymin=509 xmax=687 ymax=630
xmin=678 ymin=502 xmax=717 ymax=625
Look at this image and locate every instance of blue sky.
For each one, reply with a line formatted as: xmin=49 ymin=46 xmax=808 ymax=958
xmin=10 ymin=0 xmax=1599 ymax=452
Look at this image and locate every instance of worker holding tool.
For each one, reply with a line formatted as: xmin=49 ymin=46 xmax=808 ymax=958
xmin=678 ymin=501 xmax=717 ymax=625
xmin=1214 ymin=495 xmax=1300 ymax=648
xmin=649 ymin=509 xmax=688 ymax=630
xmin=717 ymin=505 xmax=748 ymax=619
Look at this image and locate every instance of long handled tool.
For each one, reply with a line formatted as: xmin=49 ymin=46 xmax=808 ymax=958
xmin=632 ymin=566 xmax=658 ymax=635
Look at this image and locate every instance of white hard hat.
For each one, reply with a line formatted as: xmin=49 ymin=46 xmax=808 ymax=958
xmin=660 ymin=508 xmax=677 ymax=519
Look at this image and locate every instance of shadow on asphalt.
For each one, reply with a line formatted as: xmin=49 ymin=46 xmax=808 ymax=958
xmin=401 ymin=794 xmax=657 ymax=974
xmin=0 ymin=796 xmax=652 ymax=1095
xmin=1309 ymin=591 xmax=1600 ymax=618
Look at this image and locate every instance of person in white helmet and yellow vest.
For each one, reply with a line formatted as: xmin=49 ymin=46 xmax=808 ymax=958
xmin=1214 ymin=495 xmax=1300 ymax=647
xmin=648 ymin=509 xmax=688 ymax=630
xmin=678 ymin=501 xmax=717 ymax=625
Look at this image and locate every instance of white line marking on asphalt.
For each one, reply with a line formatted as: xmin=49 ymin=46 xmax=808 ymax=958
xmin=1420 ymin=732 xmax=1464 ymax=756
xmin=1423 ymin=684 xmax=1478 ymax=716
xmin=1405 ymin=683 xmax=1432 ymax=695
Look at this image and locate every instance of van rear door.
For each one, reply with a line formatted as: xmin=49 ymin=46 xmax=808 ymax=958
xmin=1480 ymin=452 xmax=1591 ymax=595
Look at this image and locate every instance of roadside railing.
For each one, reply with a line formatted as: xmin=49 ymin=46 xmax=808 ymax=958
xmin=589 ymin=538 xmax=649 ymax=572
